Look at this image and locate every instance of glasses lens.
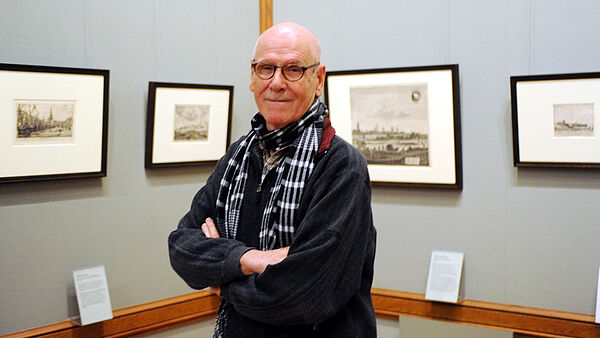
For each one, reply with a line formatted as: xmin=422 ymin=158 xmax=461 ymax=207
xmin=255 ymin=63 xmax=274 ymax=79
xmin=283 ymin=65 xmax=303 ymax=81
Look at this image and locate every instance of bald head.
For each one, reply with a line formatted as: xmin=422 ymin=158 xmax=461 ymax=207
xmin=253 ymin=22 xmax=321 ymax=63
xmin=249 ymin=22 xmax=326 ymax=130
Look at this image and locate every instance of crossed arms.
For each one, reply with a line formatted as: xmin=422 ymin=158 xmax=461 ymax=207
xmin=200 ymin=217 xmax=289 ymax=294
xmin=168 ymin=140 xmax=375 ymax=325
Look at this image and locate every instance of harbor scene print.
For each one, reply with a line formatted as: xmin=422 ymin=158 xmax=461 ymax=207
xmin=553 ymin=103 xmax=594 ymax=137
xmin=350 ymin=84 xmax=430 ymax=166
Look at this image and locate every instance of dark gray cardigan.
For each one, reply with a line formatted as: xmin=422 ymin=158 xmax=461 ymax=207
xmin=168 ymin=132 xmax=377 ymax=337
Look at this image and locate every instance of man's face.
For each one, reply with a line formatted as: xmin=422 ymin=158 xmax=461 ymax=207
xmin=250 ymin=32 xmax=325 ymax=131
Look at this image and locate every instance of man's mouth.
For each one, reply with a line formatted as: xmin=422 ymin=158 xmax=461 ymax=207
xmin=264 ymin=93 xmax=290 ymax=102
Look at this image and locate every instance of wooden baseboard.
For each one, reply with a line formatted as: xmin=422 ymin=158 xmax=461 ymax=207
xmin=371 ymin=289 xmax=599 ymax=338
xmin=2 ymin=291 xmax=219 ymax=338
xmin=4 ymin=288 xmax=599 ymax=337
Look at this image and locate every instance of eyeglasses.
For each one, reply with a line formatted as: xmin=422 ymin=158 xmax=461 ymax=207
xmin=251 ymin=62 xmax=320 ymax=82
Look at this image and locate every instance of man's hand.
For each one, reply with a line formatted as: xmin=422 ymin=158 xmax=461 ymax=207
xmin=201 ymin=218 xmax=290 ymax=276
xmin=201 ymin=218 xmax=220 ymax=239
xmin=201 ymin=218 xmax=222 ymax=296
xmin=240 ymin=247 xmax=289 ymax=275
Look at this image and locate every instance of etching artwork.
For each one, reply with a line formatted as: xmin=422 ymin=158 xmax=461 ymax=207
xmin=350 ymin=84 xmax=429 ymax=166
xmin=553 ymin=103 xmax=594 ymax=137
xmin=16 ymin=100 xmax=75 ymax=140
xmin=174 ymin=104 xmax=210 ymax=142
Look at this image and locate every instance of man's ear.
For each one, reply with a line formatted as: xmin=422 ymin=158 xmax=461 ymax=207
xmin=314 ymin=64 xmax=326 ymax=97
xmin=249 ymin=67 xmax=256 ymax=92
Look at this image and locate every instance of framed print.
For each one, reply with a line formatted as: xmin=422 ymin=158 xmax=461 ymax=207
xmin=0 ymin=63 xmax=109 ymax=184
xmin=511 ymin=72 xmax=600 ymax=168
xmin=325 ymin=64 xmax=462 ymax=189
xmin=145 ymin=82 xmax=233 ymax=168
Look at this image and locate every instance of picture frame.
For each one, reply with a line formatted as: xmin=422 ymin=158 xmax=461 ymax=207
xmin=325 ymin=64 xmax=462 ymax=189
xmin=511 ymin=72 xmax=600 ymax=168
xmin=0 ymin=63 xmax=109 ymax=184
xmin=145 ymin=82 xmax=233 ymax=168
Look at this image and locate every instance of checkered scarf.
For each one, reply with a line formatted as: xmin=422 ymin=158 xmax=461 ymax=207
xmin=213 ymin=98 xmax=326 ymax=337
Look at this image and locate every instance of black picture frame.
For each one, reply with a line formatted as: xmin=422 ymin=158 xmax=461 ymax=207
xmin=511 ymin=71 xmax=600 ymax=168
xmin=0 ymin=63 xmax=109 ymax=184
xmin=145 ymin=82 xmax=233 ymax=168
xmin=325 ymin=64 xmax=462 ymax=189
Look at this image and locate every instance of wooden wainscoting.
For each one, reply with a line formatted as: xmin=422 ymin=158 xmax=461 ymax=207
xmin=371 ymin=289 xmax=599 ymax=338
xmin=4 ymin=288 xmax=599 ymax=337
xmin=3 ymin=291 xmax=219 ymax=338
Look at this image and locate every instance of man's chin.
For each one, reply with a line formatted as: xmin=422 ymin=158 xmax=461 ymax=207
xmin=259 ymin=112 xmax=288 ymax=130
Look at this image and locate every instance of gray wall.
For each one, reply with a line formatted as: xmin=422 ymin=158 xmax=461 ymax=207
xmin=1 ymin=0 xmax=600 ymax=335
xmin=0 ymin=0 xmax=258 ymax=333
xmin=276 ymin=0 xmax=600 ymax=313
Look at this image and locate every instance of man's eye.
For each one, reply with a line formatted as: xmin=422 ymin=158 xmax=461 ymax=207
xmin=258 ymin=64 xmax=274 ymax=72
xmin=286 ymin=65 xmax=302 ymax=73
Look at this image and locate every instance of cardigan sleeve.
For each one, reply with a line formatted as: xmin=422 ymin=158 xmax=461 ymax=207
xmin=168 ymin=139 xmax=253 ymax=290
xmin=220 ymin=139 xmax=376 ymax=326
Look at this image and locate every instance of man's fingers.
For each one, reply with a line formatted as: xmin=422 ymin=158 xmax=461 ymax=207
xmin=202 ymin=218 xmax=220 ymax=238
xmin=205 ymin=218 xmax=220 ymax=238
xmin=201 ymin=223 xmax=217 ymax=238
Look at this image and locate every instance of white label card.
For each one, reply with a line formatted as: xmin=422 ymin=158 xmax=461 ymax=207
xmin=425 ymin=251 xmax=464 ymax=303
xmin=596 ymin=266 xmax=600 ymax=324
xmin=72 ymin=265 xmax=113 ymax=325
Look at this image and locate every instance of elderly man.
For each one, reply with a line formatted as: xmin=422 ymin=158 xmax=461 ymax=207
xmin=168 ymin=22 xmax=376 ymax=337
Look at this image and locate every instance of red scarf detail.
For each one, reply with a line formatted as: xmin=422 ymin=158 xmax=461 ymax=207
xmin=318 ymin=117 xmax=336 ymax=154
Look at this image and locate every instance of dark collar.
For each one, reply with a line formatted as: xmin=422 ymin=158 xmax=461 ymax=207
xmin=318 ymin=117 xmax=336 ymax=154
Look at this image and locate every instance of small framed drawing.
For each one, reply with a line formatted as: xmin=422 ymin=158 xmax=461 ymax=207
xmin=145 ymin=82 xmax=233 ymax=168
xmin=511 ymin=72 xmax=600 ymax=168
xmin=0 ymin=63 xmax=109 ymax=184
xmin=325 ymin=64 xmax=462 ymax=189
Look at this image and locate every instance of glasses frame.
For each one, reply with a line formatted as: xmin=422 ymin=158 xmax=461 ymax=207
xmin=251 ymin=61 xmax=320 ymax=82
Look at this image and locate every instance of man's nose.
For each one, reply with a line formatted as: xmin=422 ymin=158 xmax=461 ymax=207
xmin=268 ymin=68 xmax=286 ymax=90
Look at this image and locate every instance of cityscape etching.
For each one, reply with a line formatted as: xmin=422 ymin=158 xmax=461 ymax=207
xmin=553 ymin=103 xmax=594 ymax=137
xmin=511 ymin=71 xmax=600 ymax=168
xmin=16 ymin=100 xmax=75 ymax=141
xmin=325 ymin=65 xmax=462 ymax=188
xmin=0 ymin=63 xmax=109 ymax=184
xmin=350 ymin=84 xmax=429 ymax=166
xmin=145 ymin=82 xmax=233 ymax=168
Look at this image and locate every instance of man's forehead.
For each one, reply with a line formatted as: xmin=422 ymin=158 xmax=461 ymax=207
xmin=254 ymin=24 xmax=318 ymax=63
xmin=254 ymin=45 xmax=312 ymax=64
